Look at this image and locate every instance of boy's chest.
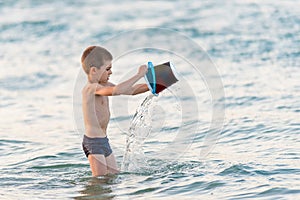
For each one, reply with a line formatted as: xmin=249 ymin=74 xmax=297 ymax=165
xmin=95 ymin=96 xmax=109 ymax=111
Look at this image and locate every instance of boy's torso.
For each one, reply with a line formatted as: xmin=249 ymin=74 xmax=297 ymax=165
xmin=82 ymin=83 xmax=110 ymax=138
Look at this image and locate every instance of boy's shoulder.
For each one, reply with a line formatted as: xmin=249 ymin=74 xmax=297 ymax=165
xmin=82 ymin=82 xmax=98 ymax=94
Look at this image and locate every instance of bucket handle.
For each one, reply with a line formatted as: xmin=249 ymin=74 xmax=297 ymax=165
xmin=147 ymin=61 xmax=156 ymax=94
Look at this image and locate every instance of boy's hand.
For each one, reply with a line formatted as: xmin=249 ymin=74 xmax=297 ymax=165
xmin=137 ymin=65 xmax=148 ymax=78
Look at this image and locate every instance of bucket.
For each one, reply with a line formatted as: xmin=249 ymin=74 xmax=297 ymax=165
xmin=144 ymin=61 xmax=179 ymax=95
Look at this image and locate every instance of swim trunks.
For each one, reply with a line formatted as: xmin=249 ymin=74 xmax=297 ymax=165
xmin=82 ymin=135 xmax=112 ymax=158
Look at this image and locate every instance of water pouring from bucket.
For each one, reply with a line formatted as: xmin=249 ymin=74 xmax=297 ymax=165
xmin=122 ymin=62 xmax=179 ymax=172
xmin=144 ymin=61 xmax=179 ymax=95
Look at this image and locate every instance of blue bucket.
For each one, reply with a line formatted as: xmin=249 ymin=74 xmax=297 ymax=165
xmin=144 ymin=61 xmax=179 ymax=95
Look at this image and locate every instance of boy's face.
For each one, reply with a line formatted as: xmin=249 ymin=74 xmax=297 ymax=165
xmin=97 ymin=60 xmax=112 ymax=84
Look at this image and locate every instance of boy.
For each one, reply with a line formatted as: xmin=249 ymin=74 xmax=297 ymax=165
xmin=81 ymin=46 xmax=149 ymax=176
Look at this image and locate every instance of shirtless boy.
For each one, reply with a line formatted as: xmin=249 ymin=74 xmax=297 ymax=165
xmin=81 ymin=46 xmax=149 ymax=176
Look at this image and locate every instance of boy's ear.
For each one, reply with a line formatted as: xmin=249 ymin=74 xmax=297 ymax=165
xmin=90 ymin=66 xmax=96 ymax=73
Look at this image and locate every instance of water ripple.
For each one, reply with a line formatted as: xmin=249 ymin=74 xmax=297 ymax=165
xmin=0 ymin=72 xmax=57 ymax=90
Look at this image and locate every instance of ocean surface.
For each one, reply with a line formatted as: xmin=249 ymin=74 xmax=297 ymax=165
xmin=0 ymin=0 xmax=299 ymax=199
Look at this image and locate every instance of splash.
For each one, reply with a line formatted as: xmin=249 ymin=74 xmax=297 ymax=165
xmin=121 ymin=94 xmax=155 ymax=172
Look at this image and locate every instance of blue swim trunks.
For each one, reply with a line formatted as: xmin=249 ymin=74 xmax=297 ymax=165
xmin=82 ymin=135 xmax=112 ymax=158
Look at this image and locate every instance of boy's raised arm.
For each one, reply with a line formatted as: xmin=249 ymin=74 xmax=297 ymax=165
xmin=95 ymin=65 xmax=149 ymax=96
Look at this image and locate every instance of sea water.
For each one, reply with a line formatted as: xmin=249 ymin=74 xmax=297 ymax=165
xmin=0 ymin=0 xmax=300 ymax=199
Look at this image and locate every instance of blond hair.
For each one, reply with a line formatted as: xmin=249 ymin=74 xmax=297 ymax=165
xmin=81 ymin=46 xmax=113 ymax=74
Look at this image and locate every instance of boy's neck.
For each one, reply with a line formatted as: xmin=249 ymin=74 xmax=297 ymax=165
xmin=88 ymin=74 xmax=98 ymax=83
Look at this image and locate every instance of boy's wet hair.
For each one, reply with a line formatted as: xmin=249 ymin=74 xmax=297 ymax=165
xmin=81 ymin=46 xmax=113 ymax=74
